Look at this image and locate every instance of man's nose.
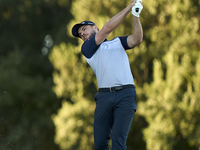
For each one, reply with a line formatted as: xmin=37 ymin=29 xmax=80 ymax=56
xmin=81 ymin=32 xmax=85 ymax=36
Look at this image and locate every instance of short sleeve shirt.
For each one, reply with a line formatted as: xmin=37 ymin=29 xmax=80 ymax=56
xmin=81 ymin=36 xmax=134 ymax=88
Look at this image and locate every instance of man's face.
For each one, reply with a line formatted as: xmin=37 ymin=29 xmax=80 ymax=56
xmin=78 ymin=25 xmax=98 ymax=41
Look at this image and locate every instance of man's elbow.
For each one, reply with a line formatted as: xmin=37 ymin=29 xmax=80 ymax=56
xmin=127 ymin=35 xmax=143 ymax=48
xmin=136 ymin=36 xmax=143 ymax=45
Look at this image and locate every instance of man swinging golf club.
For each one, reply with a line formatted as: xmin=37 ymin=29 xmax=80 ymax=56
xmin=72 ymin=0 xmax=143 ymax=149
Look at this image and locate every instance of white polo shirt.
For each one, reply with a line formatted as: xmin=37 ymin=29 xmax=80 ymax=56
xmin=81 ymin=36 xmax=134 ymax=88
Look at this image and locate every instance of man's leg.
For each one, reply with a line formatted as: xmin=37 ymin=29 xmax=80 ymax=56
xmin=94 ymin=92 xmax=114 ymax=150
xmin=111 ymin=88 xmax=137 ymax=150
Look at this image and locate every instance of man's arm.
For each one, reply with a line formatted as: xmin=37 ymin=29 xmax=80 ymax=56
xmin=127 ymin=15 xmax=143 ymax=48
xmin=95 ymin=0 xmax=137 ymax=45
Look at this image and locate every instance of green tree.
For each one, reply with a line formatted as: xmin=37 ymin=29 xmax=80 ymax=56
xmin=49 ymin=42 xmax=97 ymax=150
xmin=139 ymin=0 xmax=200 ymax=149
xmin=0 ymin=50 xmax=59 ymax=150
xmin=0 ymin=0 xmax=74 ymax=149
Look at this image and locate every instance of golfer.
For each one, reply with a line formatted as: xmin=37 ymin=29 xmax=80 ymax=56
xmin=72 ymin=0 xmax=143 ymax=149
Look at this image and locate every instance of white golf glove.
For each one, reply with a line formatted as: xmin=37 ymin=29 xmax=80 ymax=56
xmin=132 ymin=0 xmax=143 ymax=17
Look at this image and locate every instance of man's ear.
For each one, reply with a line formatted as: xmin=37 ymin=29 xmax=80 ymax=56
xmin=93 ymin=25 xmax=99 ymax=32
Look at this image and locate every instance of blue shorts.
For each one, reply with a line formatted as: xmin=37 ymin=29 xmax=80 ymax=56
xmin=94 ymin=87 xmax=137 ymax=150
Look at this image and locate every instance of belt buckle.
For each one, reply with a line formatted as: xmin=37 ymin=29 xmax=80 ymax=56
xmin=109 ymin=87 xmax=115 ymax=92
xmin=115 ymin=86 xmax=122 ymax=91
xmin=109 ymin=86 xmax=122 ymax=92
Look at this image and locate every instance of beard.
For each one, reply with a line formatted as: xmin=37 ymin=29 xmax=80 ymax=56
xmin=88 ymin=30 xmax=96 ymax=39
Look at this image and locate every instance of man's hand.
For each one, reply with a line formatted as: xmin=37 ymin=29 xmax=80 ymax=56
xmin=132 ymin=0 xmax=143 ymax=17
xmin=129 ymin=0 xmax=137 ymax=8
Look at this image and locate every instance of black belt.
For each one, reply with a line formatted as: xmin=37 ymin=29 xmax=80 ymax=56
xmin=98 ymin=84 xmax=135 ymax=92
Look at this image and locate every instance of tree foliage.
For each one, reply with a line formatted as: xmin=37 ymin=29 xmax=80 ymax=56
xmin=138 ymin=0 xmax=200 ymax=149
xmin=49 ymin=42 xmax=97 ymax=150
xmin=0 ymin=0 xmax=73 ymax=149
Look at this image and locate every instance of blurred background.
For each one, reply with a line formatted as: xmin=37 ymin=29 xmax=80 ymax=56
xmin=0 ymin=0 xmax=199 ymax=150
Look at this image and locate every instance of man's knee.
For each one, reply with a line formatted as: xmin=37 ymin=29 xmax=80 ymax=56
xmin=112 ymin=133 xmax=127 ymax=150
xmin=94 ymin=138 xmax=110 ymax=150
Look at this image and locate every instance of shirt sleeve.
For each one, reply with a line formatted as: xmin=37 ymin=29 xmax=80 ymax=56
xmin=81 ymin=36 xmax=100 ymax=59
xmin=118 ymin=36 xmax=131 ymax=50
